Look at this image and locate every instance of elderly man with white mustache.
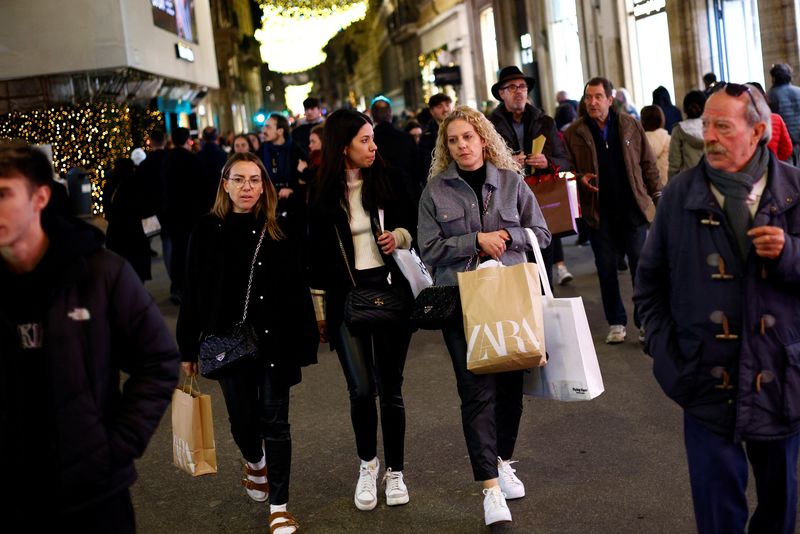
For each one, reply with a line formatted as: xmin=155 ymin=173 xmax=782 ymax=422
xmin=635 ymin=82 xmax=800 ymax=534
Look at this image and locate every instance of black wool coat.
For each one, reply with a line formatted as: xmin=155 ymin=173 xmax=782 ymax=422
xmin=177 ymin=214 xmax=319 ymax=383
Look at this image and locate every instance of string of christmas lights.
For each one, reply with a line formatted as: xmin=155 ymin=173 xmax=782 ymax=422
xmin=255 ymin=2 xmax=368 ymax=73
xmin=0 ymin=103 xmax=162 ymax=214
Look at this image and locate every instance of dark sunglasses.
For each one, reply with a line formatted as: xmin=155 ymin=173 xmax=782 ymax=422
xmin=711 ymin=82 xmax=757 ymax=109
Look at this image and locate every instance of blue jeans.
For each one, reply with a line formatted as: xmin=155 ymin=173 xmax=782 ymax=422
xmin=589 ymin=219 xmax=647 ymax=328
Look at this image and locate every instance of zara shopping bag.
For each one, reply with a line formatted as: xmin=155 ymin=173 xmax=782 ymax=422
xmin=458 ymin=259 xmax=547 ymax=374
xmin=172 ymin=377 xmax=217 ymax=476
xmin=522 ymin=229 xmax=604 ymax=401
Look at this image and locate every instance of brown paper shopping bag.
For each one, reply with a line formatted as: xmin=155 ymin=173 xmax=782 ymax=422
xmin=172 ymin=377 xmax=217 ymax=477
xmin=524 ymin=175 xmax=579 ymax=237
xmin=459 ymin=262 xmax=547 ymax=374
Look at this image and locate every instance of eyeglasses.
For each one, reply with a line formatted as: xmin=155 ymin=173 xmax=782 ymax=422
xmin=712 ymin=82 xmax=757 ymax=110
xmin=226 ymin=177 xmax=263 ymax=188
xmin=501 ymin=83 xmax=529 ymax=93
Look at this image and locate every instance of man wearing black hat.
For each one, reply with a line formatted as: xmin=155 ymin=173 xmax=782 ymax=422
xmin=489 ymin=65 xmax=574 ymax=286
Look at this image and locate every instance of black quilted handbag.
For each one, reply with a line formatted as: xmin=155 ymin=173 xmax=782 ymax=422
xmin=198 ymin=323 xmax=260 ymax=379
xmin=409 ymin=285 xmax=461 ymax=330
xmin=344 ymin=287 xmax=408 ymax=327
xmin=198 ymin=225 xmax=266 ymax=379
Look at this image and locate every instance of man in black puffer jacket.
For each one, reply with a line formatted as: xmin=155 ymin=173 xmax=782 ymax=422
xmin=0 ymin=141 xmax=180 ymax=531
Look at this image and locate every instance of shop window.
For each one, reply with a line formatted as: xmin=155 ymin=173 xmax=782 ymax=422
xmin=547 ymin=0 xmax=585 ymax=104
xmin=707 ymin=0 xmax=764 ymax=86
xmin=626 ymin=0 xmax=676 ymax=110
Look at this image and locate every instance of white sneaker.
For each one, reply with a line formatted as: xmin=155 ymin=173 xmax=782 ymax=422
xmin=354 ymin=458 xmax=380 ymax=511
xmin=383 ymin=468 xmax=409 ymax=506
xmin=497 ymin=457 xmax=525 ymax=499
xmin=606 ymin=324 xmax=626 ymax=344
xmin=638 ymin=328 xmax=646 ymax=344
xmin=556 ymin=265 xmax=573 ymax=285
xmin=483 ymin=486 xmax=512 ymax=526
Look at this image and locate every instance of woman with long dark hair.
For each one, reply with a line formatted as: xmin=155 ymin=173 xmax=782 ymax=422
xmin=177 ymin=152 xmax=318 ymax=534
xmin=308 ymin=109 xmax=416 ymax=512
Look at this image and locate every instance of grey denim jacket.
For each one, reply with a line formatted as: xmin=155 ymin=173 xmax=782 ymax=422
xmin=417 ymin=161 xmax=551 ymax=286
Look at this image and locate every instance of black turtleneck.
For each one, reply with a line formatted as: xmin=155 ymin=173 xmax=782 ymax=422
xmin=456 ymin=164 xmax=487 ymax=207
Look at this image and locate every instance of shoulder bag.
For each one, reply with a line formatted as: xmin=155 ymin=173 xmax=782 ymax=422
xmin=337 ymin=225 xmax=409 ymax=328
xmin=198 ymin=224 xmax=266 ymax=379
xmin=410 ymin=189 xmax=493 ymax=330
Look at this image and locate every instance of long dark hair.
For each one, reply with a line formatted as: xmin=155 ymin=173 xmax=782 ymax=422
xmin=313 ymin=109 xmax=391 ymax=217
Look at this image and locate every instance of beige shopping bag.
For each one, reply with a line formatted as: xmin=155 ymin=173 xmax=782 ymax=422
xmin=172 ymin=377 xmax=217 ymax=476
xmin=459 ymin=261 xmax=547 ymax=374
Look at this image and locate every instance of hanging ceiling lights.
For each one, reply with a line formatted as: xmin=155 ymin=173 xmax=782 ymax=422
xmin=255 ymin=1 xmax=368 ymax=74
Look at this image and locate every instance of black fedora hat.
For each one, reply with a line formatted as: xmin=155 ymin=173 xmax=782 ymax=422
xmin=491 ymin=66 xmax=535 ymax=100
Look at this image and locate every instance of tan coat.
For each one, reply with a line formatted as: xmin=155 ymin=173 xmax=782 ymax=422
xmin=563 ymin=112 xmax=662 ymax=228
xmin=645 ymin=128 xmax=671 ymax=186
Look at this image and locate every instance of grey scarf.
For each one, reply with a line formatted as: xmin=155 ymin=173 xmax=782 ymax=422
xmin=704 ymin=144 xmax=769 ymax=259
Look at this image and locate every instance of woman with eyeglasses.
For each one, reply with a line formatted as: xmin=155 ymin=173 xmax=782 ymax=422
xmin=308 ymin=109 xmax=416 ymax=512
xmin=177 ymin=152 xmax=319 ymax=534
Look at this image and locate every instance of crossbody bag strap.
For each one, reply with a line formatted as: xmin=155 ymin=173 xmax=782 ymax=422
xmin=334 ymin=224 xmax=357 ymax=287
xmin=241 ymin=224 xmax=267 ymax=324
xmin=464 ymin=187 xmax=494 ymax=272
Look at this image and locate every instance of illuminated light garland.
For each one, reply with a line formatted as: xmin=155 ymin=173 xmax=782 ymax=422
xmin=0 ymin=103 xmax=163 ymax=214
xmin=255 ymin=2 xmax=367 ymax=73
xmin=285 ymin=82 xmax=314 ymax=115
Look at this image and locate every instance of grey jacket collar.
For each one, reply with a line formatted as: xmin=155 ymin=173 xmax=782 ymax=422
xmin=439 ymin=160 xmax=501 ymax=190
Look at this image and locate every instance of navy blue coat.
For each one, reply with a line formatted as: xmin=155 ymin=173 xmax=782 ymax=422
xmin=635 ymin=153 xmax=800 ymax=440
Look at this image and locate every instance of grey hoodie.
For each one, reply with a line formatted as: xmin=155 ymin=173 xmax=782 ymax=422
xmin=667 ymin=117 xmax=704 ymax=178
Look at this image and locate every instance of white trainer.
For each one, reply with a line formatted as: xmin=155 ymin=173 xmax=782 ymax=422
xmin=606 ymin=324 xmax=626 ymax=344
xmin=497 ymin=457 xmax=525 ymax=499
xmin=556 ymin=264 xmax=574 ymax=285
xmin=383 ymin=468 xmax=409 ymax=506
xmin=483 ymin=486 xmax=512 ymax=526
xmin=354 ymin=458 xmax=380 ymax=511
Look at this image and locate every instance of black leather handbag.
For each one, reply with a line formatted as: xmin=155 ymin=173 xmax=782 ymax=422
xmin=198 ymin=225 xmax=266 ymax=379
xmin=409 ymin=285 xmax=461 ymax=330
xmin=335 ymin=226 xmax=408 ymax=328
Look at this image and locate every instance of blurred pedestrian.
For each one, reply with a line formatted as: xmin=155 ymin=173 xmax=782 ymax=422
xmin=652 ymin=86 xmax=683 ymax=133
xmin=371 ymin=95 xmax=422 ymax=202
xmin=767 ymin=63 xmax=800 ymax=165
xmin=404 ymin=120 xmax=423 ymax=144
xmin=105 ymin=156 xmax=152 ymax=281
xmin=0 ymin=140 xmax=179 ymax=531
xmin=750 ymin=81 xmax=793 ymax=161
xmin=668 ymin=90 xmax=706 ymax=179
xmin=636 ymin=82 xmax=800 ymax=534
xmin=703 ymin=72 xmax=720 ymax=97
xmin=292 ymin=97 xmax=325 ymax=159
xmin=248 ymin=132 xmax=262 ymax=154
xmin=489 ymin=65 xmax=573 ymax=287
xmin=233 ymin=133 xmax=254 ymax=154
xmin=641 ymin=105 xmax=671 ymax=186
xmin=419 ymin=93 xmax=453 ymax=182
xmin=308 ymin=109 xmax=416 ymax=513
xmin=177 ymin=152 xmax=318 ymax=534
xmin=197 ymin=126 xmax=228 ymax=194
xmin=613 ymin=87 xmax=639 ymax=119
xmin=138 ymin=130 xmax=170 ymax=275
xmin=563 ymin=77 xmax=662 ymax=344
xmin=554 ymin=90 xmax=579 ymax=131
xmin=417 ymin=106 xmax=550 ymax=526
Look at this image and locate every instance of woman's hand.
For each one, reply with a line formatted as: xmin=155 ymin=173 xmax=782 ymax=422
xmin=278 ymin=188 xmax=294 ymax=199
xmin=317 ymin=320 xmax=328 ymax=343
xmin=377 ymin=231 xmax=396 ymax=255
xmin=181 ymin=362 xmax=198 ymax=377
xmin=477 ymin=230 xmax=510 ymax=259
xmin=297 ymin=160 xmax=308 ymax=173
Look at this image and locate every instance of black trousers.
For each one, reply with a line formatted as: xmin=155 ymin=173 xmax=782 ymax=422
xmin=442 ymin=324 xmax=524 ymax=481
xmin=331 ymin=267 xmax=412 ymax=471
xmin=59 ymin=489 xmax=135 ymax=533
xmin=218 ymin=359 xmax=292 ymax=505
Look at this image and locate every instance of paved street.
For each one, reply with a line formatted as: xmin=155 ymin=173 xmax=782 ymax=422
xmin=130 ymin=236 xmax=740 ymax=533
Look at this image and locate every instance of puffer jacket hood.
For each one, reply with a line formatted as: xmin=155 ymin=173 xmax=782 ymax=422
xmin=677 ymin=117 xmax=704 ymax=148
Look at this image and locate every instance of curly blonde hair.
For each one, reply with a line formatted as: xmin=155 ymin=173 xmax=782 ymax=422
xmin=428 ymin=105 xmax=521 ymax=179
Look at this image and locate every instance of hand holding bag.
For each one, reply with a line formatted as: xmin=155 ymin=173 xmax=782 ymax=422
xmin=198 ymin=224 xmax=266 ymax=379
xmin=336 ymin=225 xmax=408 ymax=328
xmin=522 ymin=228 xmax=604 ymax=401
xmin=172 ymin=377 xmax=217 ymax=477
xmin=459 ymin=258 xmax=547 ymax=374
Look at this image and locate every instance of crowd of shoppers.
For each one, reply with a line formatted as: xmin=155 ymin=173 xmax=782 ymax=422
xmin=8 ymin=54 xmax=800 ymax=532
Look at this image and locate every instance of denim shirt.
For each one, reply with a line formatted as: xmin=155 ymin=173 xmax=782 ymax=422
xmin=417 ymin=161 xmax=551 ymax=286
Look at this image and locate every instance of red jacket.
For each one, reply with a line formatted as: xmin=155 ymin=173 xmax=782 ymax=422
xmin=769 ymin=113 xmax=793 ymax=161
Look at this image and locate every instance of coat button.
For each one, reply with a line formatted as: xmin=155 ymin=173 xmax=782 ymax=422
xmin=471 ymin=203 xmax=476 ymax=208
xmin=770 ymin=205 xmax=777 ymax=213
xmin=787 ymin=197 xmax=794 ymax=204
xmin=443 ymin=214 xmax=448 ymax=219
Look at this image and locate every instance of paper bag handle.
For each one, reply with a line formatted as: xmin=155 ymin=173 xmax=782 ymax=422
xmin=524 ymin=228 xmax=553 ymax=299
xmin=181 ymin=375 xmax=201 ymax=396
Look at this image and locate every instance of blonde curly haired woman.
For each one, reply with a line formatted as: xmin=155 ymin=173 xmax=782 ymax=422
xmin=417 ymin=106 xmax=551 ymax=526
